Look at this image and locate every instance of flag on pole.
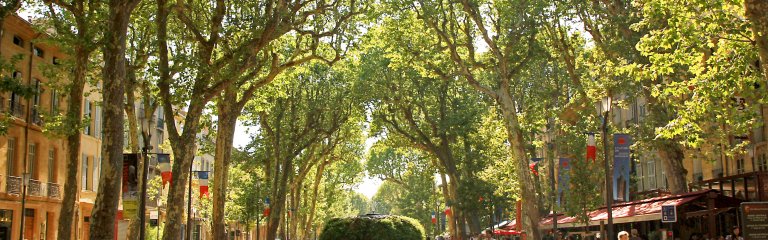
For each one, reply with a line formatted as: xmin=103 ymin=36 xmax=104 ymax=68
xmin=263 ymin=197 xmax=271 ymax=217
xmin=198 ymin=171 xmax=209 ymax=198
xmin=587 ymin=133 xmax=596 ymax=163
xmin=529 ymin=162 xmax=539 ymax=176
xmin=158 ymin=154 xmax=172 ymax=186
xmin=530 ymin=158 xmax=542 ymax=176
xmin=431 ymin=211 xmax=437 ymax=224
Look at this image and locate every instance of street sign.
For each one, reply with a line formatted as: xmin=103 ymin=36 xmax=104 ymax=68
xmin=741 ymin=202 xmax=768 ymax=240
xmin=661 ymin=205 xmax=677 ymax=223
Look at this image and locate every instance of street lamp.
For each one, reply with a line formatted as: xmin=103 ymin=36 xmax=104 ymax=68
xmin=601 ymin=96 xmax=615 ymax=240
xmin=19 ymin=172 xmax=31 ymax=240
xmin=187 ymin=164 xmax=209 ymax=240
xmin=546 ymin=118 xmax=558 ymax=234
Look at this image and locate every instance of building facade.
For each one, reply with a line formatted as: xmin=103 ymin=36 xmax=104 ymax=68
xmin=0 ymin=14 xmax=67 ymax=240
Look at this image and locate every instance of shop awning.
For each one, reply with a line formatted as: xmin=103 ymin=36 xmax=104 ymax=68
xmin=540 ymin=189 xmax=717 ymax=229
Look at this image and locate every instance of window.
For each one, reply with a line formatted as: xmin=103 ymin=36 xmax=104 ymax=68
xmin=12 ymin=35 xmax=23 ymax=46
xmin=7 ymin=138 xmax=16 ymax=176
xmin=32 ymin=80 xmax=41 ymax=125
xmin=81 ymin=154 xmax=88 ymax=190
xmin=693 ymin=158 xmax=703 ymax=182
xmin=84 ymin=101 xmax=92 ymax=135
xmin=646 ymin=160 xmax=656 ymax=189
xmin=50 ymin=89 xmax=59 ymax=114
xmin=33 ymin=80 xmax=41 ymax=106
xmin=661 ymin=168 xmax=668 ymax=189
xmin=28 ymin=144 xmax=36 ymax=179
xmin=33 ymin=47 xmax=44 ymax=58
xmin=157 ymin=129 xmax=164 ymax=147
xmin=639 ymin=104 xmax=647 ymax=117
xmin=95 ymin=105 xmax=101 ymax=139
xmin=157 ymin=110 xmax=164 ymax=129
xmin=759 ymin=152 xmax=767 ymax=172
xmin=737 ymin=158 xmax=745 ymax=174
xmin=92 ymin=156 xmax=99 ymax=189
xmin=48 ymin=149 xmax=55 ymax=182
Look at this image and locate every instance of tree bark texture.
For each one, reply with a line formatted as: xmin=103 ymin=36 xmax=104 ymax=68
xmin=89 ymin=0 xmax=139 ymax=237
xmin=124 ymin=63 xmax=142 ymax=240
xmin=266 ymin=157 xmax=292 ymax=240
xmin=656 ymin=140 xmax=689 ymax=194
xmin=498 ymin=92 xmax=542 ymax=240
xmin=746 ymin=0 xmax=768 ymax=83
xmin=57 ymin=45 xmax=88 ymax=240
xmin=212 ymin=87 xmax=239 ymax=240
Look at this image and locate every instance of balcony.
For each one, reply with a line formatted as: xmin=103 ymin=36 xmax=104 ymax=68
xmin=31 ymin=107 xmax=43 ymax=126
xmin=28 ymin=179 xmax=41 ymax=196
xmin=6 ymin=176 xmax=20 ymax=195
xmin=8 ymin=100 xmax=24 ymax=119
xmin=689 ymin=171 xmax=768 ymax=201
xmin=47 ymin=182 xmax=60 ymax=199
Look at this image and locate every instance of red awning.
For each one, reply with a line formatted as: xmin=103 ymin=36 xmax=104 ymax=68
xmin=540 ymin=189 xmax=716 ymax=228
xmin=494 ymin=229 xmax=522 ymax=235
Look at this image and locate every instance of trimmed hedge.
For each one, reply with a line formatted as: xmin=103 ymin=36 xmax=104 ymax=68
xmin=319 ymin=214 xmax=426 ymax=240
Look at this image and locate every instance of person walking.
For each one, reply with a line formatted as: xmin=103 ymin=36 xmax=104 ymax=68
xmin=618 ymin=231 xmax=630 ymax=240
xmin=725 ymin=226 xmax=743 ymax=240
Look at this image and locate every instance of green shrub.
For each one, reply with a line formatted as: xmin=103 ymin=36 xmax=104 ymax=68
xmin=319 ymin=214 xmax=426 ymax=240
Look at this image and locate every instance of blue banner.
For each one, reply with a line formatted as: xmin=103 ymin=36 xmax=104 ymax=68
xmin=613 ymin=134 xmax=632 ymax=202
xmin=557 ymin=158 xmax=571 ymax=207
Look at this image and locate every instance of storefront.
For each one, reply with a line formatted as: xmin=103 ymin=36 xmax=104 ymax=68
xmin=540 ymin=189 xmax=743 ymax=239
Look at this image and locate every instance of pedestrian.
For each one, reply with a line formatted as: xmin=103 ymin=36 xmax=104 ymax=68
xmin=630 ymin=229 xmax=643 ymax=240
xmin=618 ymin=231 xmax=630 ymax=240
xmin=725 ymin=226 xmax=743 ymax=240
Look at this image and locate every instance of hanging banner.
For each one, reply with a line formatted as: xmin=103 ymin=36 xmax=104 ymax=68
xmin=198 ymin=171 xmax=209 ymax=198
xmin=431 ymin=211 xmax=437 ymax=224
xmin=557 ymin=158 xmax=571 ymax=207
xmin=530 ymin=158 xmax=543 ymax=176
xmin=263 ymin=197 xmax=271 ymax=217
xmin=587 ymin=133 xmax=597 ymax=163
xmin=613 ymin=134 xmax=632 ymax=202
xmin=158 ymin=153 xmax=172 ymax=186
xmin=122 ymin=153 xmax=140 ymax=219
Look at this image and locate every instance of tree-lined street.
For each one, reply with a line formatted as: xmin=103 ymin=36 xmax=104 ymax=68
xmin=1 ymin=0 xmax=767 ymax=239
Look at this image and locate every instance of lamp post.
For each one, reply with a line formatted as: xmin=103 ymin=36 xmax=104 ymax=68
xmin=19 ymin=172 xmax=30 ymax=240
xmin=256 ymin=178 xmax=261 ymax=240
xmin=187 ymin=166 xmax=210 ymax=240
xmin=547 ymin=117 xmax=558 ymax=234
xmin=601 ymin=96 xmax=615 ymax=240
xmin=139 ymin=146 xmax=150 ymax=240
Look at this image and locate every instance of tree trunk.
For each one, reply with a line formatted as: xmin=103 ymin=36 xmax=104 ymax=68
xmin=438 ymin=173 xmax=457 ymax=238
xmin=266 ymin=157 xmax=292 ymax=240
xmin=746 ymin=0 xmax=768 ymax=83
xmin=124 ymin=62 xmax=142 ymax=240
xmin=57 ymin=45 xmax=88 ymax=240
xmin=656 ymin=140 xmax=689 ymax=194
xmin=745 ymin=0 xmax=768 ymax=140
xmin=302 ymin=161 xmax=326 ymax=238
xmin=212 ymin=86 xmax=239 ymax=240
xmin=89 ymin=0 xmax=139 ymax=237
xmin=162 ymin=140 xmax=196 ymax=239
xmin=498 ymin=92 xmax=542 ymax=240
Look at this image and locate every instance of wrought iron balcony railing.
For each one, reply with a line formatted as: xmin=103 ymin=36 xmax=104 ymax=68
xmin=28 ymin=179 xmax=42 ymax=196
xmin=6 ymin=176 xmax=20 ymax=195
xmin=47 ymin=182 xmax=60 ymax=199
xmin=9 ymin=100 xmax=24 ymax=118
